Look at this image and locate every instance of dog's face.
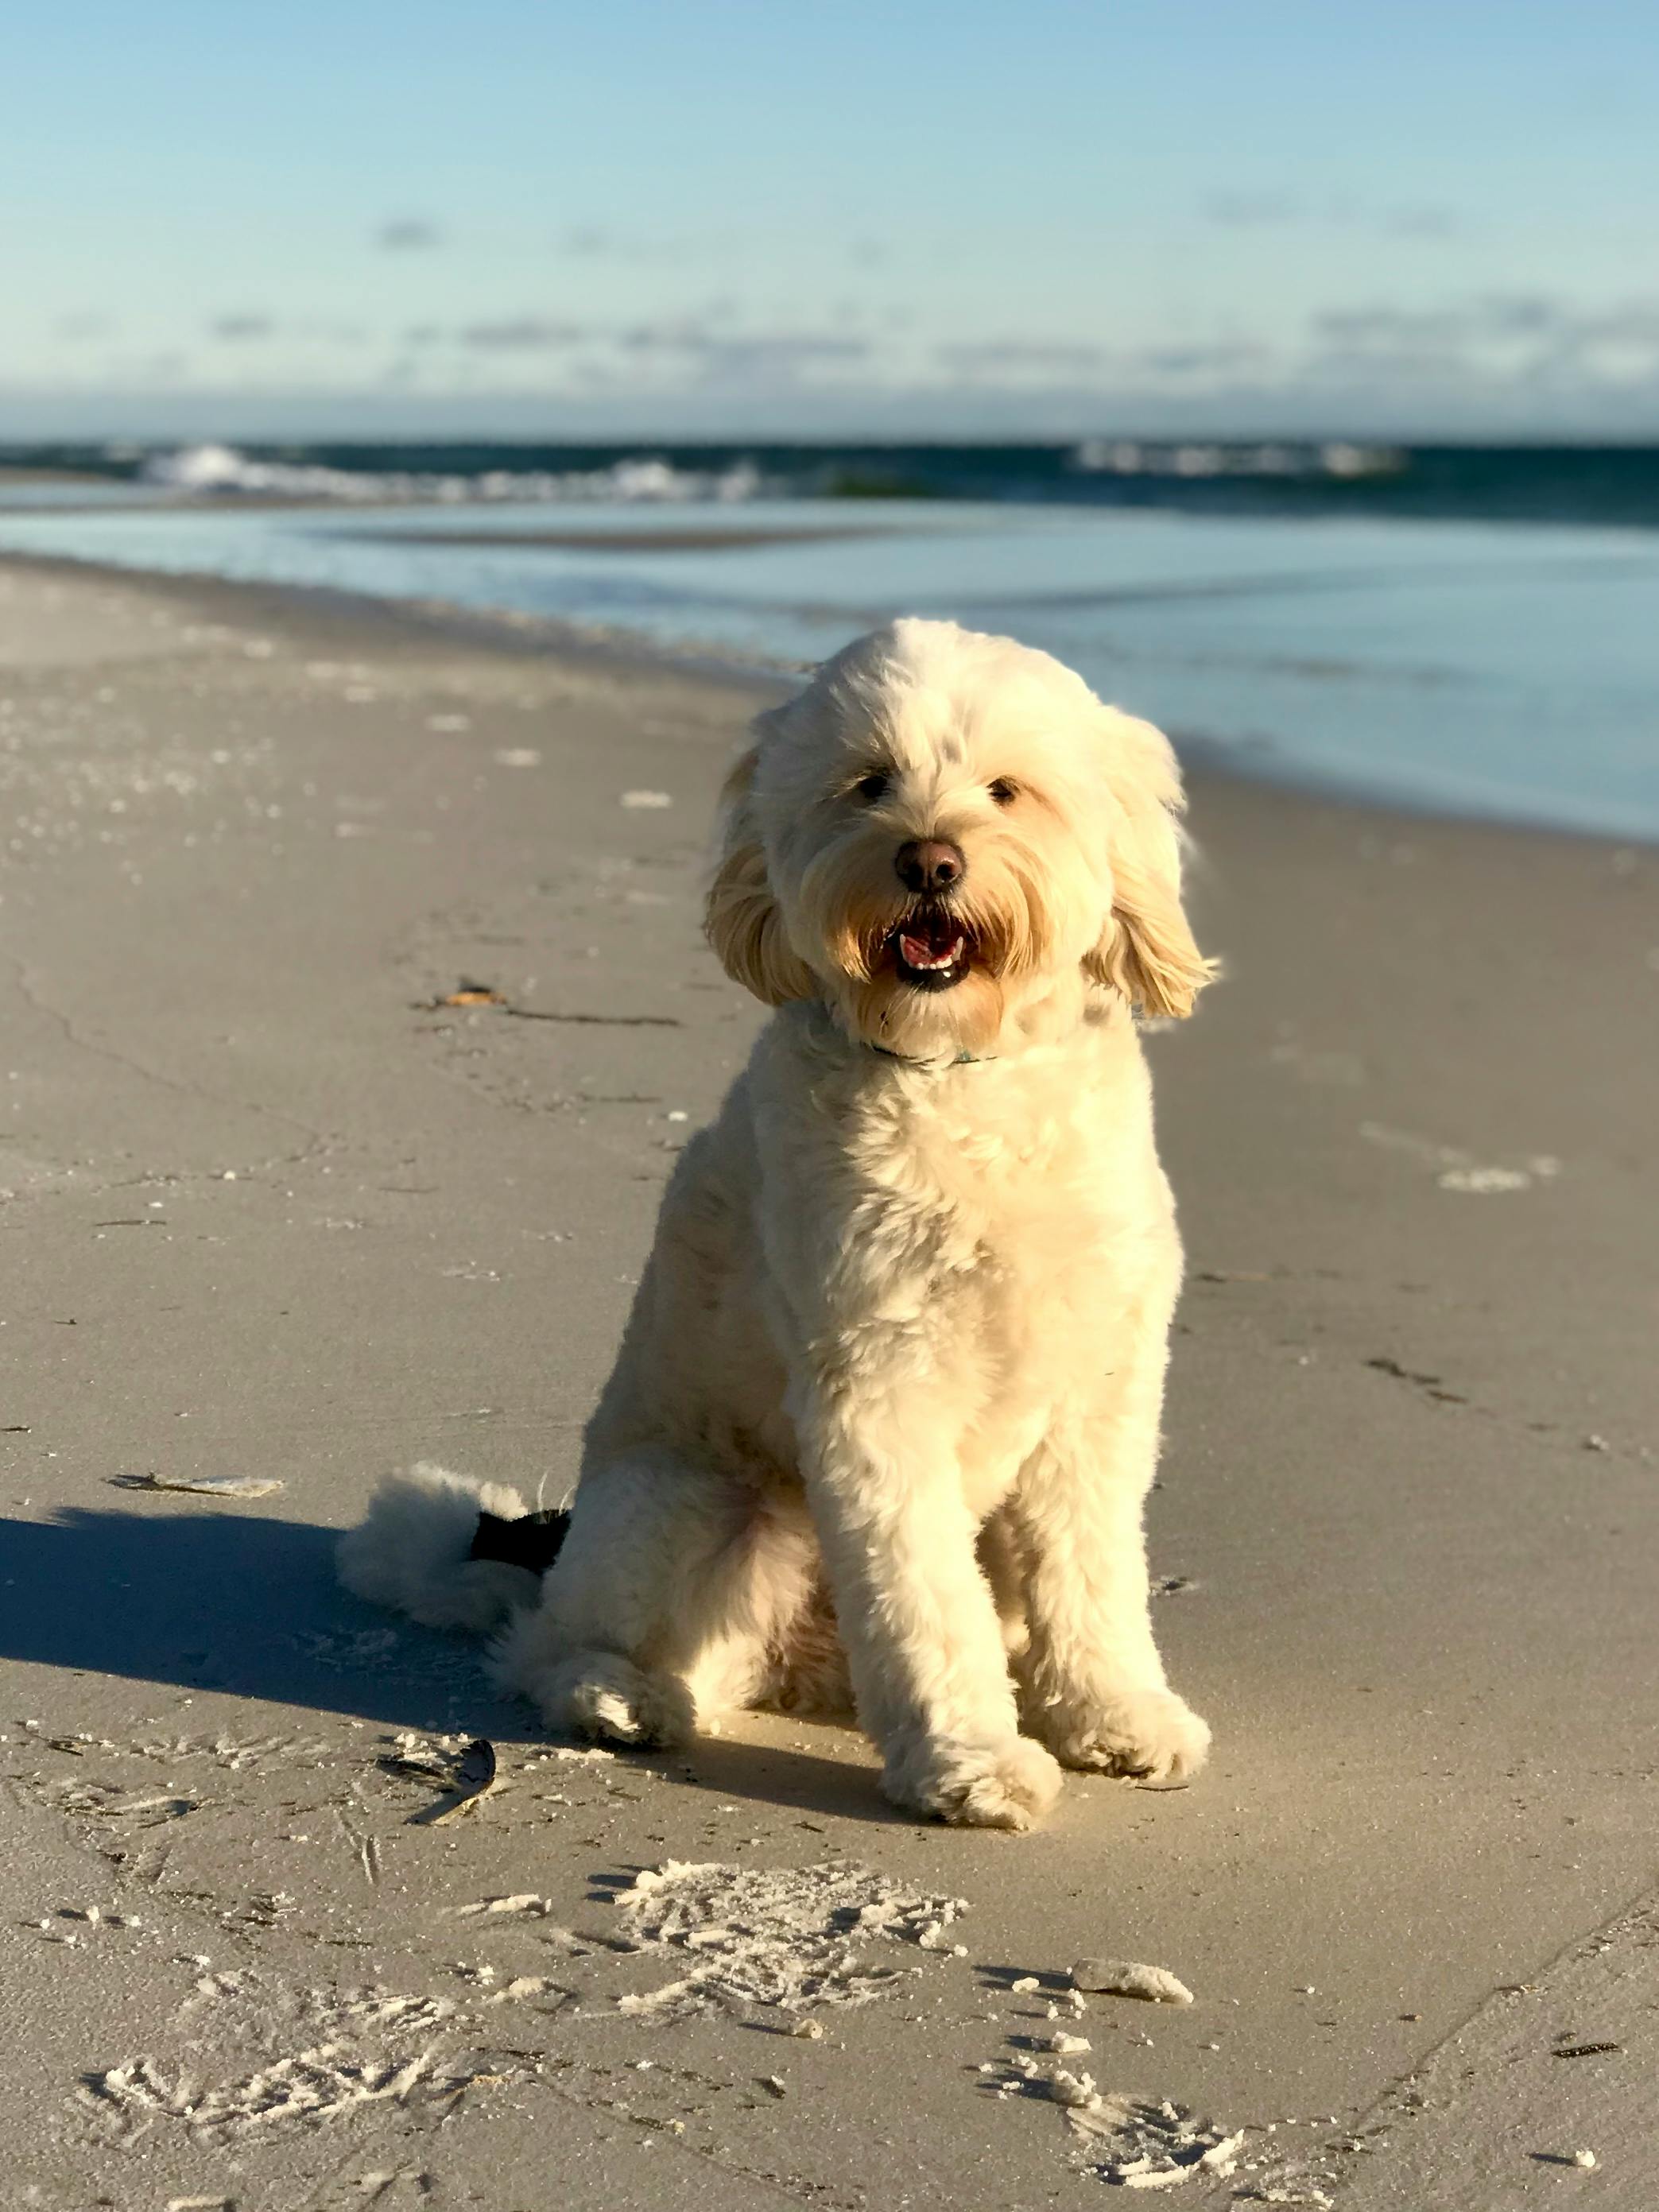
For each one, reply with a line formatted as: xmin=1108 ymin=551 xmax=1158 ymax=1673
xmin=705 ymin=618 xmax=1211 ymax=1059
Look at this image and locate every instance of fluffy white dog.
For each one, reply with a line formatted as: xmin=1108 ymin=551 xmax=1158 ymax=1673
xmin=341 ymin=618 xmax=1215 ymax=1829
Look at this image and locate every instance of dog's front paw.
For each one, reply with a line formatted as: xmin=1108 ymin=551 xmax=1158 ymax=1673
xmin=882 ymin=1731 xmax=1064 ymax=1832
xmin=501 ymin=1645 xmax=696 ymax=1750
xmin=1036 ymin=1687 xmax=1210 ymax=1784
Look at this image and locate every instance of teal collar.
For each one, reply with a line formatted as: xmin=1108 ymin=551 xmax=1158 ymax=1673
xmin=799 ymin=1002 xmax=994 ymax=1069
xmin=869 ymin=1041 xmax=994 ymax=1067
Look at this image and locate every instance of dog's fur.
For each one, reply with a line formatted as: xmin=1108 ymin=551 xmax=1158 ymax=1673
xmin=340 ymin=618 xmax=1215 ymax=1829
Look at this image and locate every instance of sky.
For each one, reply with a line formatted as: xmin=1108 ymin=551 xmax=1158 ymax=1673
xmin=2 ymin=1 xmax=1657 ymax=442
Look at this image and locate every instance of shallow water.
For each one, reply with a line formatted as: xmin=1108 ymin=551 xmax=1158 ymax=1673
xmin=1 ymin=494 xmax=1655 ymax=840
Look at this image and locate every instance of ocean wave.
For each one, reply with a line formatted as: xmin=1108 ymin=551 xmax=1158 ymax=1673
xmin=1068 ymin=439 xmax=1404 ymax=479
xmin=138 ymin=444 xmax=766 ymax=505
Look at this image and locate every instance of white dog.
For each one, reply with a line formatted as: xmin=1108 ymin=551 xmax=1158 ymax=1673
xmin=341 ymin=618 xmax=1215 ymax=1829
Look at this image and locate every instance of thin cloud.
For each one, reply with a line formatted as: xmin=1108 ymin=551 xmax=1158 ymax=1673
xmin=376 ymin=218 xmax=443 ymax=251
xmin=1204 ymin=193 xmax=1461 ymax=240
xmin=1203 ymin=192 xmax=1300 ymax=229
xmin=208 ymin=314 xmax=275 ymax=342
xmin=458 ymin=317 xmax=588 ymax=350
xmin=938 ymin=340 xmax=1109 ymax=374
xmin=1134 ymin=342 xmax=1272 ymax=376
xmin=1386 ymin=205 xmax=1459 ymax=238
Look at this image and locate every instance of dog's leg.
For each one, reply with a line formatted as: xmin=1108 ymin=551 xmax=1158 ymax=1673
xmin=490 ymin=1450 xmax=816 ymax=1748
xmin=796 ymin=1384 xmax=1062 ymax=1830
xmin=1010 ymin=1383 xmax=1210 ymax=1785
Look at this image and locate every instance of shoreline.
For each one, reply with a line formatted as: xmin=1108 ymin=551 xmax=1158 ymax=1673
xmin=2 ymin=554 xmax=1656 ymax=2207
xmin=2 ymin=541 xmax=1653 ymax=855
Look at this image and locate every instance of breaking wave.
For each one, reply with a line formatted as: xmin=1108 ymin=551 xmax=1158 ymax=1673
xmin=139 ymin=444 xmax=766 ymax=505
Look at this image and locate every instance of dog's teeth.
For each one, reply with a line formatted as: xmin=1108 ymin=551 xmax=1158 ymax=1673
xmin=898 ymin=929 xmax=966 ymax=971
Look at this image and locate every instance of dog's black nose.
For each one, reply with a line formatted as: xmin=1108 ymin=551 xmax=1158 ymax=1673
xmin=894 ymin=839 xmax=966 ymax=895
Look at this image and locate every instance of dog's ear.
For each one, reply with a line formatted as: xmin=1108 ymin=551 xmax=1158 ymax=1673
xmin=1083 ymin=709 xmax=1216 ymax=1019
xmin=704 ymin=737 xmax=817 ymax=1005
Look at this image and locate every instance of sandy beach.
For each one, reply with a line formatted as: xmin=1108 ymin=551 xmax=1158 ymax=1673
xmin=2 ymin=553 xmax=1656 ymax=2209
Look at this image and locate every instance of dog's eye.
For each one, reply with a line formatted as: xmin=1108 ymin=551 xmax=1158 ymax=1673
xmin=987 ymin=778 xmax=1017 ymax=806
xmin=853 ymin=770 xmax=890 ymax=804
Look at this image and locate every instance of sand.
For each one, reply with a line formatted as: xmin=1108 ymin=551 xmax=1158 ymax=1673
xmin=1 ymin=553 xmax=1656 ymax=2209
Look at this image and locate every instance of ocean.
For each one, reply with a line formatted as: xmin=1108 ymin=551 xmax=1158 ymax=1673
xmin=2 ymin=440 xmax=1657 ymax=842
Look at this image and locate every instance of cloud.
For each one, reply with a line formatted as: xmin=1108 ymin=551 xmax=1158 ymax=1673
xmin=457 ymin=317 xmax=588 ymax=350
xmin=1311 ymin=292 xmax=1659 ymax=359
xmin=1203 ymin=192 xmax=1460 ymax=240
xmin=208 ymin=314 xmax=275 ymax=342
xmin=1386 ymin=205 xmax=1459 ymax=239
xmin=612 ymin=322 xmax=869 ymax=376
xmin=937 ymin=339 xmax=1108 ymax=374
xmin=937 ymin=339 xmax=1271 ymax=385
xmin=375 ymin=218 xmax=443 ymax=251
xmin=552 ymin=226 xmax=683 ymax=264
xmin=1301 ymin=290 xmax=1659 ymax=403
xmin=1134 ymin=342 xmax=1272 ymax=377
xmin=1203 ymin=192 xmax=1300 ymax=229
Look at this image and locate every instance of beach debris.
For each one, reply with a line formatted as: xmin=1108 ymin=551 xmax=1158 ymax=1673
xmin=1554 ymin=2040 xmax=1621 ymax=2059
xmin=492 ymin=745 xmax=540 ymax=766
xmin=83 ymin=2041 xmax=506 ymax=2137
xmin=38 ymin=1777 xmax=201 ymax=1824
xmin=609 ymin=1859 xmax=969 ymax=2020
xmin=759 ymin=2074 xmax=789 ymax=2098
xmin=1437 ymin=1165 xmax=1532 ymax=1194
xmin=455 ymin=1892 xmax=552 ymax=1919
xmin=1068 ymin=2097 xmax=1245 ymax=2187
xmin=1045 ymin=2032 xmax=1092 ymax=2055
xmin=436 ymin=980 xmax=506 ymax=1007
xmin=484 ymin=1974 xmax=559 ymax=2005
xmin=994 ymin=2061 xmax=1243 ymax=2188
xmin=1070 ymin=1959 xmax=1194 ymax=2006
xmin=1360 ymin=1121 xmax=1559 ymax=1195
xmin=423 ymin=1738 xmax=502 ymax=1825
xmin=620 ymin=788 xmax=673 ymax=809
xmin=1573 ymin=2150 xmax=1598 ymax=2169
xmin=115 ymin=1471 xmax=283 ymax=1499
xmin=1010 ymin=1974 xmax=1042 ymax=1994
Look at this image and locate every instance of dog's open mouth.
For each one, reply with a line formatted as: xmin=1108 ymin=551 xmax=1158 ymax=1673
xmin=890 ymin=907 xmax=971 ymax=992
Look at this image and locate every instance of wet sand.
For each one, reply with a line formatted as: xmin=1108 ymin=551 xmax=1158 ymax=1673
xmin=2 ymin=553 xmax=1655 ymax=2208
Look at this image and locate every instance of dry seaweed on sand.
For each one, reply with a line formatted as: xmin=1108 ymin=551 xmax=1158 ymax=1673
xmin=434 ymin=980 xmax=507 ymax=1007
xmin=114 ymin=1471 xmax=284 ymax=1498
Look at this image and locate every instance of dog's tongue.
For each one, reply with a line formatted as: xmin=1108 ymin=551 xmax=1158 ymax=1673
xmin=898 ymin=916 xmax=967 ymax=971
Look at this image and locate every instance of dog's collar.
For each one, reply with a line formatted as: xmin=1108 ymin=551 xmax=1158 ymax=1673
xmin=868 ymin=1042 xmax=995 ymax=1067
xmin=797 ymin=1001 xmax=995 ymax=1070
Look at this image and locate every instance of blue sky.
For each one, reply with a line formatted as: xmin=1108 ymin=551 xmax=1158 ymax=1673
xmin=3 ymin=1 xmax=1656 ymax=439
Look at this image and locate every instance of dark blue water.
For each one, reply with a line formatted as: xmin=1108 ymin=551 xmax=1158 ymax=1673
xmin=10 ymin=438 xmax=1659 ymax=531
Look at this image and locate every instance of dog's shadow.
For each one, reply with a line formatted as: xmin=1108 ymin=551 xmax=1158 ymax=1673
xmin=0 ymin=1503 xmax=899 ymax=1823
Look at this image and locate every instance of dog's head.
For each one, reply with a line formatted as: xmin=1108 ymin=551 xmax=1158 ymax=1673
xmin=705 ymin=618 xmax=1213 ymax=1059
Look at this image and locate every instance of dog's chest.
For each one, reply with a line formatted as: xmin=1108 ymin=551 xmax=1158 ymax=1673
xmin=837 ymin=1076 xmax=1132 ymax=1313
